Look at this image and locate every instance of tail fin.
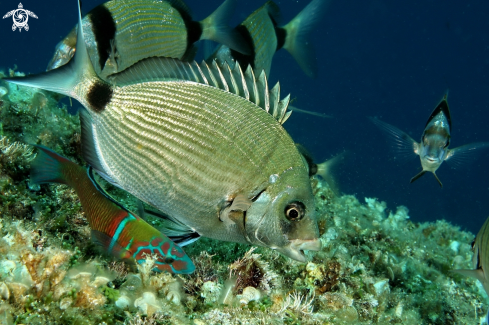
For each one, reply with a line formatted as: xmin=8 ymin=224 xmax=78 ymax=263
xmin=200 ymin=0 xmax=251 ymax=55
xmin=282 ymin=0 xmax=331 ymax=78
xmin=4 ymin=0 xmax=98 ymax=104
xmin=30 ymin=146 xmax=75 ymax=185
xmin=316 ymin=152 xmax=345 ymax=195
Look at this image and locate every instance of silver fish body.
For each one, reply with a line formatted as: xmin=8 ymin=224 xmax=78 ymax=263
xmin=47 ymin=0 xmax=249 ymax=79
xmin=414 ymin=104 xmax=451 ymax=176
xmin=370 ymin=94 xmax=489 ymax=187
xmin=207 ymin=0 xmax=331 ymax=78
xmin=6 ymin=3 xmax=320 ymax=261
xmin=84 ymin=66 xmax=319 ymax=261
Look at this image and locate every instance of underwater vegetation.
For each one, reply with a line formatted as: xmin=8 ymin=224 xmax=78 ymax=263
xmin=0 ymin=70 xmax=488 ymax=324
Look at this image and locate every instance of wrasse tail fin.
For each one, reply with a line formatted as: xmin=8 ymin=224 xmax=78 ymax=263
xmin=410 ymin=170 xmax=427 ymax=184
xmin=445 ymin=142 xmax=489 ymax=169
xmin=143 ymin=208 xmax=201 ymax=247
xmin=30 ymin=145 xmax=75 ymax=185
xmin=282 ymin=0 xmax=332 ymax=78
xmin=3 ymin=0 xmax=98 ymax=104
xmin=200 ymin=0 xmax=251 ymax=55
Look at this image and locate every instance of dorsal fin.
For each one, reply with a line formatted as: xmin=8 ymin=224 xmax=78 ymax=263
xmin=108 ymin=57 xmax=292 ymax=124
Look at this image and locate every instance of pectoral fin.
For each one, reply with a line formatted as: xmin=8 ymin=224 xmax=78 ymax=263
xmin=445 ymin=142 xmax=489 ymax=168
xmin=219 ymin=194 xmax=252 ymax=229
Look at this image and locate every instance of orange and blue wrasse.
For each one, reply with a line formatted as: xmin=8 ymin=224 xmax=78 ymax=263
xmin=370 ymin=93 xmax=489 ymax=187
xmin=30 ymin=146 xmax=195 ymax=274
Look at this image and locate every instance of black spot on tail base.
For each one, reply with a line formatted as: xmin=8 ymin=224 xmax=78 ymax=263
xmin=275 ymin=26 xmax=286 ymax=51
xmin=87 ymin=81 xmax=113 ymax=113
xmin=88 ymin=4 xmax=116 ymax=71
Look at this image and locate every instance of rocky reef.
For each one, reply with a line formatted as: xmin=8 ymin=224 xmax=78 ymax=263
xmin=0 ymin=69 xmax=487 ymax=324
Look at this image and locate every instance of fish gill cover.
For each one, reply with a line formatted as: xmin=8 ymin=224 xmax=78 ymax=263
xmin=1 ymin=0 xmax=489 ymax=324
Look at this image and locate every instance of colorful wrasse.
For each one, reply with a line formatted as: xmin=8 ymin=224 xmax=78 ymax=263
xmin=207 ymin=0 xmax=331 ymax=78
xmin=47 ymin=0 xmax=249 ymax=79
xmin=30 ymin=146 xmax=195 ymax=274
xmin=370 ymin=93 xmax=489 ymax=187
xmin=6 ymin=0 xmax=320 ymax=262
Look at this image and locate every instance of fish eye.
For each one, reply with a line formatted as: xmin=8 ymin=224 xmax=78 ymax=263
xmin=285 ymin=202 xmax=305 ymax=221
xmin=164 ymin=257 xmax=175 ymax=264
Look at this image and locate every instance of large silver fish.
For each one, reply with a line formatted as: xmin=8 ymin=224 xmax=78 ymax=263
xmin=5 ymin=1 xmax=320 ymax=262
xmin=370 ymin=94 xmax=489 ymax=187
xmin=206 ymin=0 xmax=331 ymax=78
xmin=47 ymin=0 xmax=249 ymax=79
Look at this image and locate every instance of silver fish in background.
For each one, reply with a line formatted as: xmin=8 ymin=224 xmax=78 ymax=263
xmin=451 ymin=215 xmax=489 ymax=322
xmin=5 ymin=1 xmax=320 ymax=262
xmin=370 ymin=94 xmax=489 ymax=187
xmin=207 ymin=0 xmax=331 ymax=78
xmin=47 ymin=0 xmax=250 ymax=79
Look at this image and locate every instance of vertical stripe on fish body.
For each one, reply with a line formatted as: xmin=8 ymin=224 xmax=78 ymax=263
xmin=234 ymin=1 xmax=279 ymax=77
xmin=102 ymin=0 xmax=189 ymax=71
xmin=207 ymin=0 xmax=331 ymax=78
xmin=30 ymin=146 xmax=195 ymax=274
xmin=83 ymin=0 xmax=189 ymax=78
xmin=47 ymin=0 xmax=250 ymax=79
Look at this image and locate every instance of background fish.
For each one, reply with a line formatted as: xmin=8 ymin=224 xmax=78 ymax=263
xmin=47 ymin=0 xmax=249 ymax=79
xmin=370 ymin=94 xmax=489 ymax=187
xmin=5 ymin=1 xmax=320 ymax=262
xmin=30 ymin=146 xmax=195 ymax=274
xmin=452 ymin=216 xmax=489 ymax=322
xmin=206 ymin=0 xmax=331 ymax=78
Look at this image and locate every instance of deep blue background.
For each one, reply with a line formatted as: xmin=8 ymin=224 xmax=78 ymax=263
xmin=1 ymin=0 xmax=489 ymax=234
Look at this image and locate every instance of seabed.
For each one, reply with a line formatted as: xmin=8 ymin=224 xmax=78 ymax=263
xmin=0 ymin=69 xmax=486 ymax=324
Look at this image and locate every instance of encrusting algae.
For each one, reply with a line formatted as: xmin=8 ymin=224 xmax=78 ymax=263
xmin=1 ymin=69 xmax=489 ymax=324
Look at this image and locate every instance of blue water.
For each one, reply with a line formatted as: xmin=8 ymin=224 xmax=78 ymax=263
xmin=1 ymin=0 xmax=489 ymax=235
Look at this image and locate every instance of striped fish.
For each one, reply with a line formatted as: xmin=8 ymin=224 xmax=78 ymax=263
xmin=207 ymin=0 xmax=331 ymax=78
xmin=5 ymin=0 xmax=321 ymax=262
xmin=370 ymin=94 xmax=489 ymax=187
xmin=31 ymin=146 xmax=195 ymax=274
xmin=452 ymin=216 xmax=489 ymax=321
xmin=47 ymin=0 xmax=250 ymax=80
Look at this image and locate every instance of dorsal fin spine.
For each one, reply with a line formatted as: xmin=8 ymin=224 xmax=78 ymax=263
xmin=107 ymin=56 xmax=292 ymax=123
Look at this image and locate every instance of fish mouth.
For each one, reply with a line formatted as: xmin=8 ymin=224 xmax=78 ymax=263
xmin=276 ymin=238 xmax=322 ymax=262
